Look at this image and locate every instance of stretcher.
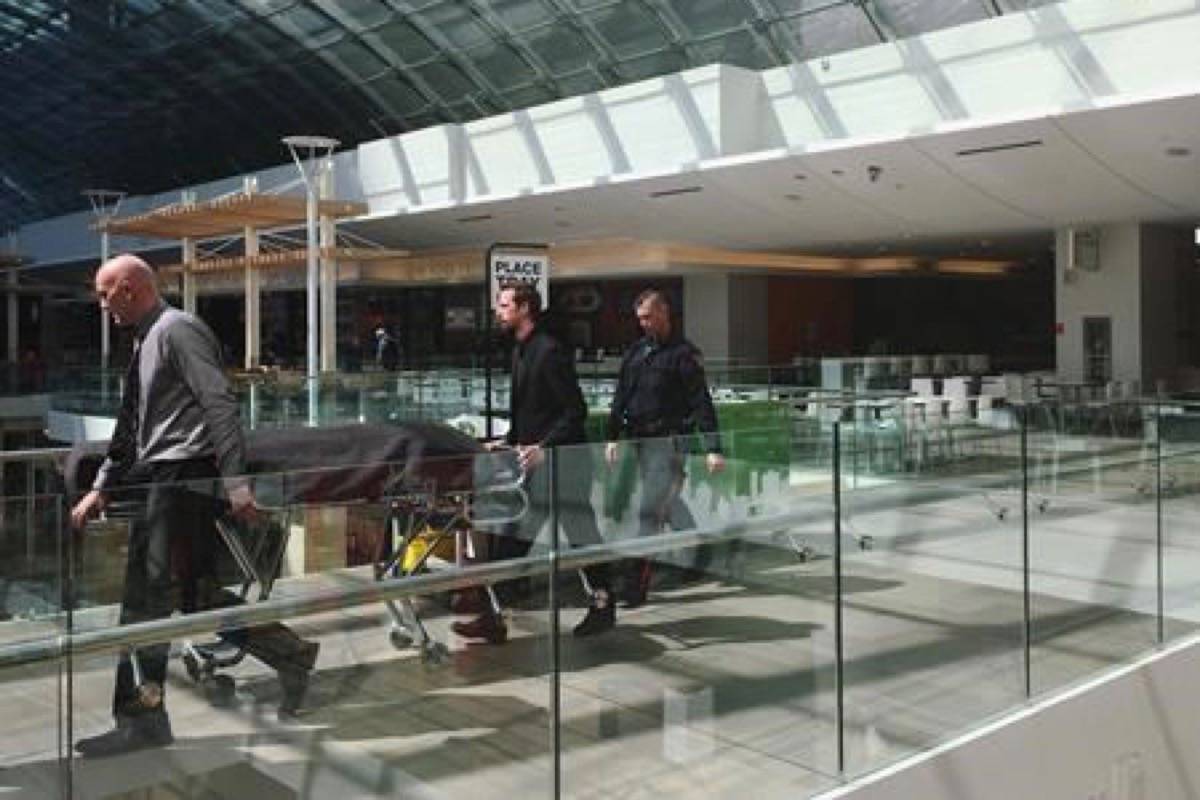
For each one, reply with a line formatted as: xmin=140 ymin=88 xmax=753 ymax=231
xmin=64 ymin=423 xmax=528 ymax=698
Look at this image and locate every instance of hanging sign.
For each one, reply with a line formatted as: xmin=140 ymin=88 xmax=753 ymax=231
xmin=488 ymin=247 xmax=550 ymax=309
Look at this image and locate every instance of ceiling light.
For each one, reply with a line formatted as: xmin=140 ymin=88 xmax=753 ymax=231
xmin=955 ymin=139 xmax=1043 ymax=157
xmin=648 ymin=186 xmax=703 ymax=199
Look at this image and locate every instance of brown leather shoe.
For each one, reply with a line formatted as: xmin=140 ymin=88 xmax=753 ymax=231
xmin=452 ymin=612 xmax=508 ymax=645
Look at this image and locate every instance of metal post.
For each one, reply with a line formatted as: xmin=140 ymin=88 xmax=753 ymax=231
xmin=5 ymin=261 xmax=17 ymax=365
xmin=243 ymin=176 xmax=261 ymax=370
xmin=548 ymin=447 xmax=562 ymax=799
xmin=1021 ymin=409 xmax=1031 ymax=698
xmin=83 ymin=190 xmax=125 ymax=371
xmin=833 ymin=421 xmax=844 ymax=775
xmin=282 ymin=136 xmax=340 ymax=428
xmin=1155 ymin=400 xmax=1164 ymax=644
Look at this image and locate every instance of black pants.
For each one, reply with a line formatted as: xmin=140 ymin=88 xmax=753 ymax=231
xmin=633 ymin=437 xmax=696 ymax=537
xmin=112 ymin=459 xmax=310 ymax=718
xmin=625 ymin=437 xmax=709 ymax=593
xmin=488 ymin=447 xmax=610 ymax=598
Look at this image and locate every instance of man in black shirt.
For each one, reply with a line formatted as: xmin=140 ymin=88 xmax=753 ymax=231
xmin=453 ymin=284 xmax=615 ymax=643
xmin=605 ymin=288 xmax=724 ymax=607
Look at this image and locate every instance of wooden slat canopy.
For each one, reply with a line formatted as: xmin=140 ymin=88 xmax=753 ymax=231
xmin=97 ymin=193 xmax=367 ymax=239
xmin=159 ymin=246 xmax=409 ymax=274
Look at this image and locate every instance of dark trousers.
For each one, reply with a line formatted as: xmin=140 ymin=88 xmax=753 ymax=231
xmin=634 ymin=437 xmax=696 ymax=537
xmin=112 ymin=459 xmax=310 ymax=718
xmin=488 ymin=447 xmax=610 ymax=598
xmin=625 ymin=437 xmax=709 ymax=593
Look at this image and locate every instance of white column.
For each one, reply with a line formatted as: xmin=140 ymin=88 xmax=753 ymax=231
xmin=682 ymin=273 xmax=769 ymax=364
xmin=684 ymin=274 xmax=731 ymax=361
xmin=181 ymin=236 xmax=197 ymax=315
xmin=243 ymin=177 xmax=261 ymax=370
xmin=100 ymin=229 xmax=111 ymax=368
xmin=318 ymin=167 xmax=337 ymax=372
xmin=1055 ymin=223 xmax=1191 ymax=388
xmin=181 ymin=190 xmax=198 ymax=315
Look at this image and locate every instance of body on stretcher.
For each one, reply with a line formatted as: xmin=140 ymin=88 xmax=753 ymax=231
xmin=63 ymin=423 xmax=531 ymax=701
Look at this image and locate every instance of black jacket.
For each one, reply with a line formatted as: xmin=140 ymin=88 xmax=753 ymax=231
xmin=607 ymin=333 xmax=720 ymax=452
xmin=505 ymin=326 xmax=588 ymax=448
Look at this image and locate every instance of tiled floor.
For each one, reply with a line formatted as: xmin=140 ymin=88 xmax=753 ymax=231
xmin=0 ymin=451 xmax=1192 ymax=799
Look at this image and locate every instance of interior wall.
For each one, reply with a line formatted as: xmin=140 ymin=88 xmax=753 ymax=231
xmin=766 ymin=276 xmax=854 ymax=362
xmin=1139 ymin=225 xmax=1191 ymax=388
xmin=1056 ymin=223 xmax=1142 ymax=383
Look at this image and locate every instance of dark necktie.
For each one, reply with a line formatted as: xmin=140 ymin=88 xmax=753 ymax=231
xmin=109 ymin=339 xmax=142 ymax=466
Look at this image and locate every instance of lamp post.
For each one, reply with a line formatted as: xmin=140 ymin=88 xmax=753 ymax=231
xmin=282 ymin=136 xmax=339 ymax=427
xmin=83 ymin=189 xmax=125 ymax=370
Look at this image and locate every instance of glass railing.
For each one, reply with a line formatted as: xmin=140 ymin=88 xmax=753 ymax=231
xmin=2 ymin=403 xmax=1200 ymax=796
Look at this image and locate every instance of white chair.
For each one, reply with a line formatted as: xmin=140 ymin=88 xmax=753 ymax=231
xmin=910 ymin=377 xmax=935 ymax=396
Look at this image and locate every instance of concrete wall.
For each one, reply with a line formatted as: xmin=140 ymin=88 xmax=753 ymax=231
xmin=1055 ymin=223 xmax=1142 ymax=383
xmin=1139 ymin=225 xmax=1191 ymax=389
xmin=1055 ymin=223 xmax=1192 ymax=386
xmin=824 ymin=635 xmax=1200 ymax=800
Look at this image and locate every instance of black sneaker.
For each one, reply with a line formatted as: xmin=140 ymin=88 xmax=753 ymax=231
xmin=452 ymin=612 xmax=508 ymax=645
xmin=76 ymin=712 xmax=173 ymax=758
xmin=573 ymin=602 xmax=615 ymax=638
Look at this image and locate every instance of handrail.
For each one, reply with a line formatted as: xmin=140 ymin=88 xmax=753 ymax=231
xmin=0 ymin=447 xmax=70 ymax=465
xmin=0 ymin=505 xmax=815 ymax=670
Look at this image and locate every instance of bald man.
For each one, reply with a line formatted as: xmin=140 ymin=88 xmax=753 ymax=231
xmin=71 ymin=254 xmax=318 ymax=758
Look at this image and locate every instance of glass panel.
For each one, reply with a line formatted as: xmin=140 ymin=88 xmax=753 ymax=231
xmin=1026 ymin=403 xmax=1160 ymax=696
xmin=488 ymin=0 xmax=557 ymax=33
xmin=64 ymin=449 xmax=555 ymax=794
xmin=840 ymin=421 xmax=1025 ymax=776
xmin=1157 ymin=402 xmax=1200 ymax=643
xmin=584 ymin=3 xmax=672 ymax=58
xmin=373 ymin=19 xmax=439 ymax=64
xmin=324 ymin=0 xmax=392 ymax=29
xmin=666 ymin=0 xmax=757 ymax=38
xmin=467 ymin=41 xmax=539 ymax=92
xmin=326 ymin=37 xmax=389 ymax=80
xmin=0 ymin=494 xmax=64 ymax=794
xmin=872 ymin=0 xmax=990 ymax=39
xmin=520 ymin=24 xmax=593 ymax=74
xmin=557 ymin=434 xmax=840 ymax=797
xmin=776 ymin=4 xmax=880 ymax=60
xmin=414 ymin=2 xmax=492 ymax=51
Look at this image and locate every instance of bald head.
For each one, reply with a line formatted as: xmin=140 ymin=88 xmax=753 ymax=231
xmin=95 ymin=254 xmax=160 ymax=328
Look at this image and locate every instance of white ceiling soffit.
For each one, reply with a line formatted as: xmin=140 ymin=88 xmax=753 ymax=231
xmin=347 ymin=91 xmax=1200 ymax=253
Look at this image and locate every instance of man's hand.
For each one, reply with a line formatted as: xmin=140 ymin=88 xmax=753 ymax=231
xmin=70 ymin=489 xmax=107 ymax=531
xmin=228 ymin=484 xmax=259 ymax=523
xmin=516 ymin=444 xmax=545 ymax=471
xmin=604 ymin=441 xmax=619 ymax=468
xmin=705 ymin=452 xmax=726 ymax=474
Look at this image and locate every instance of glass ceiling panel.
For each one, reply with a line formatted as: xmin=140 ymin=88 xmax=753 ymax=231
xmin=584 ymin=3 xmax=673 ymax=59
xmin=0 ymin=0 xmax=1064 ymax=229
xmin=872 ymin=0 xmax=991 ymax=39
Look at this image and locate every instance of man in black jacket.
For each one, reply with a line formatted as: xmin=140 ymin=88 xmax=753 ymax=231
xmin=605 ymin=288 xmax=724 ymax=607
xmin=453 ymin=283 xmax=615 ymax=643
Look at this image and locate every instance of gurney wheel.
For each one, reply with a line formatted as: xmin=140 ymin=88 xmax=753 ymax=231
xmin=795 ymin=546 xmax=815 ymax=564
xmin=420 ymin=641 xmax=450 ymax=666
xmin=1036 ymin=499 xmax=1049 ymax=513
xmin=183 ymin=652 xmax=203 ymax=683
xmin=857 ymin=536 xmax=874 ymax=551
xmin=389 ymin=628 xmax=414 ymax=650
xmin=208 ymin=674 xmax=237 ymax=707
xmin=995 ymin=508 xmax=1008 ymax=521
